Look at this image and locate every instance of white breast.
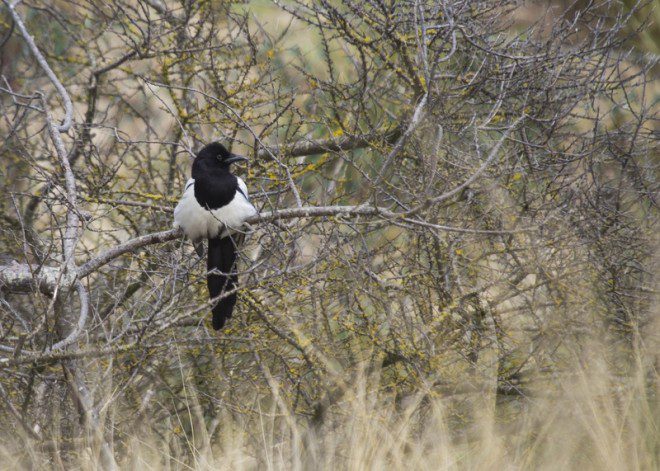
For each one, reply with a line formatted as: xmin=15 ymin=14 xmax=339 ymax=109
xmin=173 ymin=178 xmax=257 ymax=240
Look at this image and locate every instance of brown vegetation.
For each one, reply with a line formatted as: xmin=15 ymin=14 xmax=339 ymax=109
xmin=0 ymin=0 xmax=657 ymax=469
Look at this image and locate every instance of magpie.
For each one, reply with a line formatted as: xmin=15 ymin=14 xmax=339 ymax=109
xmin=174 ymin=142 xmax=257 ymax=330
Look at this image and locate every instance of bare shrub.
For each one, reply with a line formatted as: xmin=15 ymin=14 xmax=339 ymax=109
xmin=0 ymin=0 xmax=657 ymax=468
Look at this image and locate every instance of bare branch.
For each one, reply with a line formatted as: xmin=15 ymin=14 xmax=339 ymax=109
xmin=256 ymin=128 xmax=403 ymax=159
xmin=4 ymin=0 xmax=74 ymax=132
xmin=49 ymin=281 xmax=89 ymax=351
xmin=0 ymin=264 xmax=73 ymax=294
xmin=41 ymin=95 xmax=80 ymax=269
xmin=406 ymin=114 xmax=526 ymax=214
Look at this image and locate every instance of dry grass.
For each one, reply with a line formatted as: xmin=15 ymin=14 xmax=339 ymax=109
xmin=0 ymin=1 xmax=657 ymax=469
xmin=1 ymin=335 xmax=656 ymax=471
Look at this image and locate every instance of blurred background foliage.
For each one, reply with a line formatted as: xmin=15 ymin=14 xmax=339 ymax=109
xmin=0 ymin=0 xmax=657 ymax=468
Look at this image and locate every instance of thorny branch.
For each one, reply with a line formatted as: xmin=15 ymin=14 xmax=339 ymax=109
xmin=0 ymin=1 xmax=655 ymax=465
xmin=4 ymin=0 xmax=73 ymax=132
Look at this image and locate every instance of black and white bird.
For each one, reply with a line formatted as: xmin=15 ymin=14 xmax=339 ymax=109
xmin=174 ymin=142 xmax=257 ymax=330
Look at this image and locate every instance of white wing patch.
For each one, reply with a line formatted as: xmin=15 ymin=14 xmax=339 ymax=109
xmin=236 ymin=177 xmax=250 ymax=201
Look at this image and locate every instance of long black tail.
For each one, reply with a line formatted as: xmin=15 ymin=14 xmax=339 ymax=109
xmin=207 ymin=236 xmax=239 ymax=330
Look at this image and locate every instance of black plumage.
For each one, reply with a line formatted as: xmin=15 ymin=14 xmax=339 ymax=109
xmin=192 ymin=144 xmax=241 ymax=210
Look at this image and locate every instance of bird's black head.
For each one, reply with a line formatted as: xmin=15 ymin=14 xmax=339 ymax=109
xmin=196 ymin=142 xmax=248 ymax=167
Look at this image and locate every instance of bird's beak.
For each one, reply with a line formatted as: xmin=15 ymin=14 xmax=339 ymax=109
xmin=225 ymin=153 xmax=248 ymax=164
